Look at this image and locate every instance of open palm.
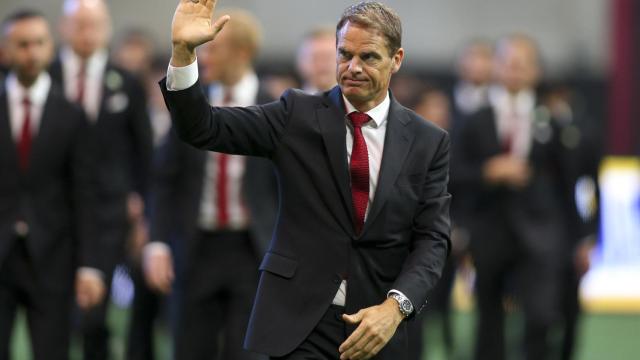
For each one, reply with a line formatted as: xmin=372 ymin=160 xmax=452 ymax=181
xmin=172 ymin=0 xmax=229 ymax=50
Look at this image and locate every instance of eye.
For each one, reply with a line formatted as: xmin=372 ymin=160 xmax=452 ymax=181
xmin=338 ymin=49 xmax=352 ymax=61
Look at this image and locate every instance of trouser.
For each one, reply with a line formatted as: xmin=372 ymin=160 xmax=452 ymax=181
xmin=176 ymin=230 xmax=263 ymax=360
xmin=0 ymin=239 xmax=73 ymax=360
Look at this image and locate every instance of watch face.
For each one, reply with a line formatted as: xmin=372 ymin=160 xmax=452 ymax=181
xmin=401 ymin=299 xmax=412 ymax=313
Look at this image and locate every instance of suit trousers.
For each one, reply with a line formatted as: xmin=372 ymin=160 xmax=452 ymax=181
xmin=270 ymin=305 xmax=347 ymax=360
xmin=472 ymin=220 xmax=560 ymax=360
xmin=0 ymin=239 xmax=73 ymax=360
xmin=176 ymin=230 xmax=262 ymax=360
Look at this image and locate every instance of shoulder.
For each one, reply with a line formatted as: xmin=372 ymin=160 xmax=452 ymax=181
xmin=401 ymin=105 xmax=449 ymax=142
xmin=48 ymin=83 xmax=86 ymax=126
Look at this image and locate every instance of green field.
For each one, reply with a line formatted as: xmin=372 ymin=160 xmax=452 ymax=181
xmin=10 ymin=305 xmax=640 ymax=359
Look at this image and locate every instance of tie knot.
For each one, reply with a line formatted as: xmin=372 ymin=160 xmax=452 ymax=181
xmin=22 ymin=97 xmax=31 ymax=107
xmin=348 ymin=111 xmax=370 ymax=128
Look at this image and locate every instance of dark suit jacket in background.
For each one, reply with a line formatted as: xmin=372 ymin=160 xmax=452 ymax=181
xmin=0 ymin=81 xmax=96 ymax=283
xmin=160 ymin=79 xmax=451 ymax=358
xmin=49 ymin=60 xmax=153 ymax=272
xmin=151 ymin=84 xmax=278 ymax=259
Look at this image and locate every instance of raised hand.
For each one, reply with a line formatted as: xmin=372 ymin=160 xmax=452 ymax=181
xmin=171 ymin=0 xmax=230 ymax=66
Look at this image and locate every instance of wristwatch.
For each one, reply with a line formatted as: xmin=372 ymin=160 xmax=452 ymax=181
xmin=389 ymin=292 xmax=413 ymax=318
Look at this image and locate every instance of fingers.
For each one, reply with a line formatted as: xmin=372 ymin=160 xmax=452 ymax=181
xmin=211 ymin=14 xmax=230 ymax=37
xmin=342 ymin=309 xmax=364 ymax=324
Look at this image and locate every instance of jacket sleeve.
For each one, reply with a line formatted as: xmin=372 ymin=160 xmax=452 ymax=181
xmin=391 ymin=132 xmax=451 ymax=316
xmin=159 ymin=78 xmax=292 ymax=158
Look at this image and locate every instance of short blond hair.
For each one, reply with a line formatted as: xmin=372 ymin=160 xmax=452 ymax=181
xmin=216 ymin=8 xmax=262 ymax=59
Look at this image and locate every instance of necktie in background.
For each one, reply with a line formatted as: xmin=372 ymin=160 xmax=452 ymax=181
xmin=18 ymin=97 xmax=32 ymax=172
xmin=215 ymin=88 xmax=234 ymax=228
xmin=348 ymin=111 xmax=370 ymax=234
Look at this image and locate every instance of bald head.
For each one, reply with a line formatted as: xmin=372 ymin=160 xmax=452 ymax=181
xmin=61 ymin=0 xmax=112 ymax=59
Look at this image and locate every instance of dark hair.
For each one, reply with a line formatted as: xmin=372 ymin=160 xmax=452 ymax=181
xmin=336 ymin=1 xmax=402 ymax=56
xmin=2 ymin=9 xmax=46 ymax=35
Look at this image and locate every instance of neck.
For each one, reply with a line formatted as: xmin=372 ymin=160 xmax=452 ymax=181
xmin=347 ymin=92 xmax=386 ymax=113
xmin=17 ymin=73 xmax=38 ymax=89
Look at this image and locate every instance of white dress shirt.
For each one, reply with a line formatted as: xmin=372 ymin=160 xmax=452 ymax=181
xmin=166 ymin=61 xmax=412 ymax=312
xmin=6 ymin=72 xmax=51 ymax=141
xmin=489 ymin=85 xmax=536 ymax=159
xmin=60 ymin=47 xmax=109 ymax=121
xmin=198 ymin=72 xmax=259 ymax=231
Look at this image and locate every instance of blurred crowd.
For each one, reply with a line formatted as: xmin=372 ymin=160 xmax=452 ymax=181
xmin=0 ymin=0 xmax=603 ymax=359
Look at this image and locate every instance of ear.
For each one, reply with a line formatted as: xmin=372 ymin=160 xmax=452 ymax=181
xmin=391 ymin=47 xmax=404 ymax=74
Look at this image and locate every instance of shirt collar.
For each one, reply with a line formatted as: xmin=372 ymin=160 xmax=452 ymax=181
xmin=61 ymin=46 xmax=109 ymax=76
xmin=210 ymin=71 xmax=259 ymax=107
xmin=489 ymin=85 xmax=535 ymax=115
xmin=6 ymin=71 xmax=51 ymax=106
xmin=342 ymin=90 xmax=391 ymax=128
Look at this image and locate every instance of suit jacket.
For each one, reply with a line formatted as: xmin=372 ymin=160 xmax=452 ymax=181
xmin=49 ymin=59 xmax=153 ymax=270
xmin=452 ymin=104 xmax=574 ymax=257
xmin=160 ymin=80 xmax=451 ymax=358
xmin=0 ymin=80 xmax=98 ymax=282
xmin=151 ymin=84 xmax=278 ymax=257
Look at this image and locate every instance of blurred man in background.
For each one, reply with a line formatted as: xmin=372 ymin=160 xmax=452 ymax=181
xmin=453 ymin=34 xmax=576 ymax=360
xmin=0 ymin=10 xmax=97 ymax=359
xmin=112 ymin=28 xmax=157 ymax=83
xmin=296 ymin=27 xmax=337 ymax=94
xmin=451 ymin=39 xmax=494 ymax=134
xmin=49 ymin=0 xmax=153 ymax=358
xmin=144 ymin=9 xmax=277 ymax=360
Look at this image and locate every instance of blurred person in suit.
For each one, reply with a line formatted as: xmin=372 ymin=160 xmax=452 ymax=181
xmin=296 ymin=27 xmax=337 ymax=94
xmin=112 ymin=28 xmax=157 ymax=83
xmin=451 ymin=39 xmax=494 ymax=135
xmin=143 ymin=8 xmax=278 ymax=360
xmin=453 ymin=34 xmax=574 ymax=360
xmin=0 ymin=10 xmax=99 ymax=359
xmin=408 ymin=86 xmax=470 ymax=360
xmin=125 ymin=55 xmax=174 ymax=360
xmin=49 ymin=1 xmax=153 ymax=359
xmin=542 ymin=84 xmax=602 ymax=360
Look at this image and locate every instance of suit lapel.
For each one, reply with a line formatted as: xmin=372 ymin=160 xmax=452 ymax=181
xmin=362 ymin=96 xmax=414 ymax=235
xmin=28 ymin=87 xmax=57 ymax=174
xmin=0 ymin=88 xmax=19 ymax=172
xmin=317 ymin=87 xmax=355 ymax=234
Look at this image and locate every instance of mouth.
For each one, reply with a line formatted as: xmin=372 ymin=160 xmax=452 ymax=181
xmin=342 ymin=78 xmax=367 ymax=87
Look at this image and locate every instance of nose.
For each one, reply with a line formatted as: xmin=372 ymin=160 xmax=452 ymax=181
xmin=348 ymin=57 xmax=363 ymax=74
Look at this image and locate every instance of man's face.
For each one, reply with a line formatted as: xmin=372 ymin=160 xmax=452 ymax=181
xmin=459 ymin=44 xmax=494 ymax=86
xmin=62 ymin=2 xmax=111 ymax=59
xmin=297 ymin=34 xmax=336 ymax=91
xmin=3 ymin=17 xmax=53 ymax=83
xmin=198 ymin=26 xmax=240 ymax=85
xmin=336 ymin=21 xmax=403 ymax=110
xmin=495 ymin=41 xmax=540 ymax=93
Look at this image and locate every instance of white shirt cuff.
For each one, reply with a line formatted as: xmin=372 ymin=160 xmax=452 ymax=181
xmin=78 ymin=267 xmax=104 ymax=279
xmin=144 ymin=241 xmax=171 ymax=256
xmin=166 ymin=59 xmax=199 ymax=91
xmin=387 ymin=289 xmax=416 ymax=314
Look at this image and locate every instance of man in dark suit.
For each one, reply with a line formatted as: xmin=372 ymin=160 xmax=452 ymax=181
xmin=453 ymin=35 xmax=576 ymax=360
xmin=162 ymin=1 xmax=451 ymax=359
xmin=49 ymin=1 xmax=153 ymax=359
xmin=0 ymin=10 xmax=97 ymax=359
xmin=139 ymin=9 xmax=277 ymax=360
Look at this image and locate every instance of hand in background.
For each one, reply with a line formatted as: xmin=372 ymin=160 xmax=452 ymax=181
xmin=339 ymin=298 xmax=404 ymax=359
xmin=483 ymin=154 xmax=531 ymax=189
xmin=171 ymin=0 xmax=230 ymax=66
xmin=76 ymin=269 xmax=106 ymax=310
xmin=143 ymin=244 xmax=174 ymax=294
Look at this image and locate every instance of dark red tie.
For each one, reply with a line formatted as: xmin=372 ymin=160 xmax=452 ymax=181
xmin=76 ymin=61 xmax=86 ymax=105
xmin=18 ymin=97 xmax=32 ymax=172
xmin=348 ymin=112 xmax=370 ymax=234
xmin=215 ymin=88 xmax=233 ymax=228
